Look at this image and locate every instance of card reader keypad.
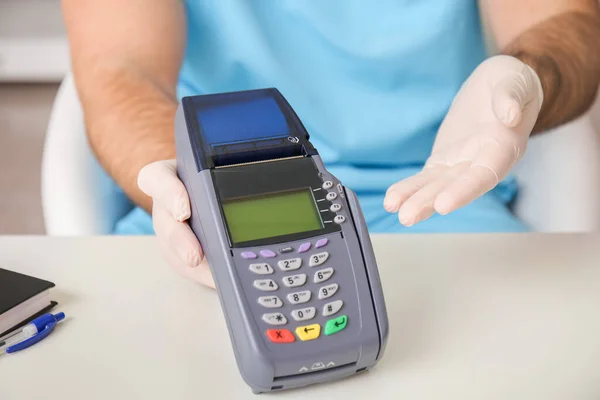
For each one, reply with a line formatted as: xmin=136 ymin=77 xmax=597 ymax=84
xmin=245 ymin=236 xmax=351 ymax=344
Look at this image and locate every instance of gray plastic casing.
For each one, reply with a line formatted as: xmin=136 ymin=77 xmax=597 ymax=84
xmin=175 ymin=104 xmax=389 ymax=394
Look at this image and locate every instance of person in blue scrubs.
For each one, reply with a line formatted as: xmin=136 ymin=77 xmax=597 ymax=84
xmin=63 ymin=1 xmax=600 ymax=286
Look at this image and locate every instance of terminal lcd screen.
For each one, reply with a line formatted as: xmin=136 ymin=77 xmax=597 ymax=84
xmin=222 ymin=189 xmax=323 ymax=243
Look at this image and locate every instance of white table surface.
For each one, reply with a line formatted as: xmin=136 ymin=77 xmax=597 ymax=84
xmin=1 ymin=234 xmax=600 ymax=400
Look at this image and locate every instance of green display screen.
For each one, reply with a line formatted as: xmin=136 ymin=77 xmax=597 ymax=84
xmin=222 ymin=189 xmax=323 ymax=243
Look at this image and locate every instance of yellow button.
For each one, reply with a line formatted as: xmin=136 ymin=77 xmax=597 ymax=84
xmin=295 ymin=324 xmax=321 ymax=341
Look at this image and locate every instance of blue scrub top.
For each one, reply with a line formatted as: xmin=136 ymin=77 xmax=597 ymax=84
xmin=112 ymin=0 xmax=526 ymax=234
xmin=179 ymin=0 xmax=486 ymax=185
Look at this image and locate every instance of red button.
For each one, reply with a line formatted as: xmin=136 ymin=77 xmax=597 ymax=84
xmin=266 ymin=329 xmax=295 ymax=343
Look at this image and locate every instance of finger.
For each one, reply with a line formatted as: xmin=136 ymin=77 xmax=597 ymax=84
xmin=492 ymin=81 xmax=523 ymax=128
xmin=434 ymin=135 xmax=515 ymax=215
xmin=138 ymin=160 xmax=191 ymax=222
xmin=158 ymin=239 xmax=215 ymax=288
xmin=433 ymin=165 xmax=498 ymax=215
xmin=398 ymin=163 xmax=469 ymax=226
xmin=492 ymin=64 xmax=542 ymax=128
xmin=383 ymin=169 xmax=439 ymax=213
xmin=153 ymin=202 xmax=203 ymax=268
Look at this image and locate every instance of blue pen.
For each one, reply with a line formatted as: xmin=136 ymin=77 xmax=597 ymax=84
xmin=0 ymin=312 xmax=65 ymax=354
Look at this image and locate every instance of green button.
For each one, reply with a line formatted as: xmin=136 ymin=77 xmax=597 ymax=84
xmin=325 ymin=315 xmax=348 ymax=336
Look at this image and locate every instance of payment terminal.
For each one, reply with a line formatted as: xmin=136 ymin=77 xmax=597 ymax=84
xmin=175 ymin=88 xmax=388 ymax=394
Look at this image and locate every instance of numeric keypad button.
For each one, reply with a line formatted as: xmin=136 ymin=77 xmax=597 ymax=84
xmin=282 ymin=274 xmax=307 ymax=288
xmin=309 ymin=252 xmax=329 ymax=267
xmin=287 ymin=290 xmax=311 ymax=304
xmin=278 ymin=258 xmax=302 ymax=271
xmin=322 ymin=300 xmax=343 ymax=316
xmin=262 ymin=313 xmax=287 ymax=325
xmin=249 ymin=263 xmax=274 ymax=275
xmin=314 ymin=267 xmax=334 ymax=283
xmin=291 ymin=307 xmax=316 ymax=322
xmin=254 ymin=279 xmax=278 ymax=292
xmin=258 ymin=296 xmax=283 ymax=308
xmin=318 ymin=283 xmax=339 ymax=300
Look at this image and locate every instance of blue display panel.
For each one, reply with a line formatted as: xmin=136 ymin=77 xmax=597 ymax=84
xmin=197 ymin=94 xmax=290 ymax=146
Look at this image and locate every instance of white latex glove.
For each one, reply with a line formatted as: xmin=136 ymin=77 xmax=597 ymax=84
xmin=384 ymin=55 xmax=544 ymax=226
xmin=138 ymin=160 xmax=215 ymax=288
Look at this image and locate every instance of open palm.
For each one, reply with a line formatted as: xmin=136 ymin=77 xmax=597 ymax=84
xmin=384 ymin=55 xmax=543 ymax=226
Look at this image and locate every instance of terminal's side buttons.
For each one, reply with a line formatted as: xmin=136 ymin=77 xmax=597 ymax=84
xmin=322 ymin=181 xmax=333 ymax=190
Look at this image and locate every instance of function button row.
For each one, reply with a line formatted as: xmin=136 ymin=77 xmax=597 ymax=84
xmin=318 ymin=283 xmax=339 ymax=300
xmin=287 ymin=290 xmax=311 ymax=304
xmin=266 ymin=316 xmax=349 ymax=343
xmin=283 ymin=273 xmax=306 ymax=288
xmin=241 ymin=250 xmax=276 ymax=259
xmin=258 ymin=295 xmax=282 ymax=309
xmin=278 ymin=258 xmax=302 ymax=271
xmin=309 ymin=252 xmax=329 ymax=267
xmin=291 ymin=307 xmax=316 ymax=322
xmin=314 ymin=267 xmax=334 ymax=283
xmin=253 ymin=279 xmax=278 ymax=292
xmin=246 ymin=238 xmax=330 ymax=260
xmin=249 ymin=263 xmax=273 ymax=275
xmin=262 ymin=312 xmax=287 ymax=325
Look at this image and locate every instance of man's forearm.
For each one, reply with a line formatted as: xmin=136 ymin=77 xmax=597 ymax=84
xmin=501 ymin=9 xmax=600 ymax=133
xmin=76 ymin=64 xmax=177 ymax=212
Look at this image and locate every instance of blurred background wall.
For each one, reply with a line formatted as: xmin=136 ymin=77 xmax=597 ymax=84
xmin=0 ymin=0 xmax=65 ymax=234
xmin=0 ymin=1 xmax=599 ymax=234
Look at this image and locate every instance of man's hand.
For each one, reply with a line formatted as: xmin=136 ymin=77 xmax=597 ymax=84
xmin=138 ymin=160 xmax=215 ymax=288
xmin=384 ymin=55 xmax=543 ymax=226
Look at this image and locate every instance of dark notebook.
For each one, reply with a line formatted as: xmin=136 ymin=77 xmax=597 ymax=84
xmin=0 ymin=268 xmax=56 ymax=337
